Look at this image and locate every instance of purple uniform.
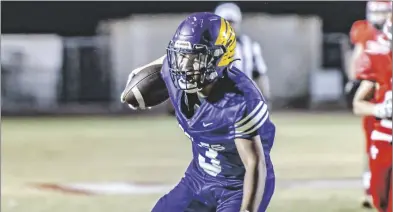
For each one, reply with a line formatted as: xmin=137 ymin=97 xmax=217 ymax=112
xmin=152 ymin=58 xmax=276 ymax=212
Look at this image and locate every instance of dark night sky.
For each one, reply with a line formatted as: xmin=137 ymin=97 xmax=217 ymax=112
xmin=2 ymin=1 xmax=367 ymax=36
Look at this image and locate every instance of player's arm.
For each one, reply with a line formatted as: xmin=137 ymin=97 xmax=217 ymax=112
xmin=234 ymin=100 xmax=269 ymax=212
xmin=352 ymin=80 xmax=377 ymax=116
xmin=353 ymin=80 xmax=392 ymax=119
xmin=235 ymin=136 xmax=264 ymax=212
xmin=351 ymin=52 xmax=377 ymax=117
xmin=251 ymin=42 xmax=271 ymax=102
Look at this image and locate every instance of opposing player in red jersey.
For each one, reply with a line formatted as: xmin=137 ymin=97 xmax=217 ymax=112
xmin=348 ymin=0 xmax=391 ymax=80
xmin=346 ymin=1 xmax=391 ymax=208
xmin=353 ymin=14 xmax=392 ymax=212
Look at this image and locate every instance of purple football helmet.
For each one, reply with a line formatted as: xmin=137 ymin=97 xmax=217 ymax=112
xmin=167 ymin=12 xmax=237 ymax=93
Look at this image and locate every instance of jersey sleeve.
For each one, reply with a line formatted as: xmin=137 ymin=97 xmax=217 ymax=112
xmin=234 ymin=99 xmax=269 ymax=139
xmin=355 ymin=52 xmax=376 ymax=81
xmin=350 ymin=20 xmax=375 ymax=46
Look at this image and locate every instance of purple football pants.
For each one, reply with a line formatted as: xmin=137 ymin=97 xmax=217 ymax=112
xmin=152 ymin=162 xmax=275 ymax=212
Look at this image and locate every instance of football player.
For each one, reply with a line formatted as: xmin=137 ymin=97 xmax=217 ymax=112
xmin=346 ymin=1 xmax=391 ymax=207
xmin=121 ymin=12 xmax=275 ymax=212
xmin=348 ymin=0 xmax=391 ymax=81
xmin=214 ymin=3 xmax=271 ymax=104
xmin=352 ymin=14 xmax=392 ymax=212
xmin=166 ymin=3 xmax=271 ymax=116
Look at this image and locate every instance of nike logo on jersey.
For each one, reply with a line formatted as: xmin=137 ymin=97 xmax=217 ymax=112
xmin=202 ymin=122 xmax=213 ymax=127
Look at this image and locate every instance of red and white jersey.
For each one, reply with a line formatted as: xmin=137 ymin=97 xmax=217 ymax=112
xmin=351 ymin=20 xmax=381 ymax=86
xmin=356 ymin=34 xmax=392 ymax=143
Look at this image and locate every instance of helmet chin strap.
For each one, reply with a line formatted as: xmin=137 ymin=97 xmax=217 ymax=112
xmin=197 ymin=91 xmax=207 ymax=98
xmin=184 ymin=88 xmax=200 ymax=94
xmin=197 ymin=80 xmax=217 ymax=98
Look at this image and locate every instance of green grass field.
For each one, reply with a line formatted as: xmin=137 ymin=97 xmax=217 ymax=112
xmin=1 ymin=112 xmax=376 ymax=212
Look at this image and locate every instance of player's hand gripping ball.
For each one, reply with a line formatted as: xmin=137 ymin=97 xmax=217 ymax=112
xmin=120 ymin=64 xmax=169 ymax=110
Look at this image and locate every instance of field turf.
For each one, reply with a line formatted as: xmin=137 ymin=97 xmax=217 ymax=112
xmin=1 ymin=112 xmax=376 ymax=212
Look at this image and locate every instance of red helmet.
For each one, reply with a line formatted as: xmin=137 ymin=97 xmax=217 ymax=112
xmin=366 ymin=0 xmax=392 ymax=28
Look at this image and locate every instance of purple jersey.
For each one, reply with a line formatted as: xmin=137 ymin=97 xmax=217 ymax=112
xmin=161 ymin=57 xmax=275 ymax=180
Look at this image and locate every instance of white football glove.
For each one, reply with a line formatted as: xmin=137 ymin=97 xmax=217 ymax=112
xmin=373 ymin=91 xmax=392 ymax=119
xmin=120 ymin=71 xmax=151 ymax=110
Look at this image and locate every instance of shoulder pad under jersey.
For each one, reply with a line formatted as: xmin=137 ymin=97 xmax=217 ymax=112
xmin=350 ymin=20 xmax=377 ymax=46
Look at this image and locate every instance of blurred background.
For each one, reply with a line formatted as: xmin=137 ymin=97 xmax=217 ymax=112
xmin=2 ymin=1 xmax=372 ymax=212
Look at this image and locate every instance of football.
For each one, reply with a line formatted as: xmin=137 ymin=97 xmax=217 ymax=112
xmin=121 ymin=64 xmax=169 ymax=109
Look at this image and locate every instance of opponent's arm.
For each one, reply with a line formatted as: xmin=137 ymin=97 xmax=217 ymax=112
xmin=235 ymin=137 xmax=266 ymax=211
xmin=353 ymin=80 xmax=392 ymax=118
xmin=352 ymin=80 xmax=376 ymax=116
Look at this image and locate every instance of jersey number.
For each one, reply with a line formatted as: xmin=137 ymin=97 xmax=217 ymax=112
xmin=197 ymin=142 xmax=222 ymax=176
xmin=370 ymin=145 xmax=379 ymax=160
xmin=179 ymin=124 xmax=222 ymax=176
